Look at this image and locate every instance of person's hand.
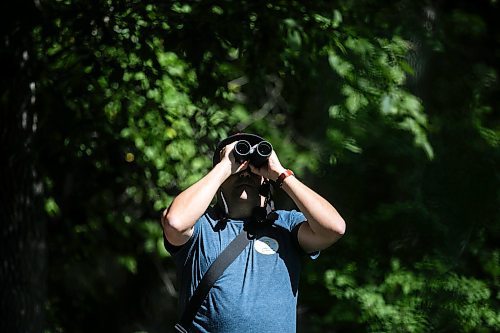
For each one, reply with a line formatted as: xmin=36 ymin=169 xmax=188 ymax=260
xmin=249 ymin=150 xmax=287 ymax=181
xmin=219 ymin=141 xmax=250 ymax=176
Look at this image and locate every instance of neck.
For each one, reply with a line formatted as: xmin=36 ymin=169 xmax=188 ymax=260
xmin=217 ymin=190 xmax=265 ymax=219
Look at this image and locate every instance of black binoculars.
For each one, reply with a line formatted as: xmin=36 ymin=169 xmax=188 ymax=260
xmin=233 ymin=140 xmax=273 ymax=167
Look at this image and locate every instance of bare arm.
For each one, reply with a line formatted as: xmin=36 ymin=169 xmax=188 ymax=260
xmin=162 ymin=142 xmax=248 ymax=246
xmin=250 ymin=152 xmax=346 ymax=253
xmin=281 ymin=175 xmax=346 ymax=253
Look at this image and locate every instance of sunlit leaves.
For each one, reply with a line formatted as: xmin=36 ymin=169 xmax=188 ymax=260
xmin=313 ymin=10 xmax=343 ymax=29
xmin=325 ymin=32 xmax=433 ymax=158
xmin=328 ymin=52 xmax=353 ymax=78
xmin=323 ymin=259 xmax=499 ymax=332
xmin=44 ymin=197 xmax=61 ymax=217
xmin=117 ymin=255 xmax=137 ymax=274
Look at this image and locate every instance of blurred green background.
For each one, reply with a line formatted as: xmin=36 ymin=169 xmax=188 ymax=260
xmin=1 ymin=0 xmax=499 ymax=332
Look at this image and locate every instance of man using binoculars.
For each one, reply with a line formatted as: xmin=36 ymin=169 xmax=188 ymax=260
xmin=162 ymin=133 xmax=346 ymax=333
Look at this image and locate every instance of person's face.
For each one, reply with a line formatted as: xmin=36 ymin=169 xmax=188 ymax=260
xmin=220 ymin=168 xmax=263 ymax=202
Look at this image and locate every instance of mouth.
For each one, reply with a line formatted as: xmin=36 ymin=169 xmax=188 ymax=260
xmin=234 ymin=170 xmax=260 ymax=188
xmin=236 ymin=181 xmax=255 ymax=187
xmin=235 ymin=176 xmax=258 ymax=187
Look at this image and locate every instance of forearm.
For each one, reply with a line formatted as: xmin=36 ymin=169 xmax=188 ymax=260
xmin=281 ymin=175 xmax=346 ymax=237
xmin=164 ymin=161 xmax=230 ymax=232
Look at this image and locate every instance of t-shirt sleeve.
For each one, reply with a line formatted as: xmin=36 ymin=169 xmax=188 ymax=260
xmin=163 ymin=217 xmax=201 ymax=264
xmin=274 ymin=209 xmax=306 ymax=231
xmin=276 ymin=210 xmax=320 ymax=259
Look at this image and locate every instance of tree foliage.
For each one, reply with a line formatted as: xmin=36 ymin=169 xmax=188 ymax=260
xmin=1 ymin=0 xmax=499 ymax=332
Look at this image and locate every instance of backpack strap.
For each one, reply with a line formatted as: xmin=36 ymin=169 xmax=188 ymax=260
xmin=174 ymin=230 xmax=251 ymax=333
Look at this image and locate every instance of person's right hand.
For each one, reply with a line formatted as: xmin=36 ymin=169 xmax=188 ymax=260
xmin=219 ymin=141 xmax=249 ymax=176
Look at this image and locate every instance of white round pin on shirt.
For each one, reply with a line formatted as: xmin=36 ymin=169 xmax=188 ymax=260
xmin=254 ymin=237 xmax=279 ymax=255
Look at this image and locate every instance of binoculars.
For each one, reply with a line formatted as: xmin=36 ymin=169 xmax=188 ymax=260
xmin=233 ymin=140 xmax=273 ymax=167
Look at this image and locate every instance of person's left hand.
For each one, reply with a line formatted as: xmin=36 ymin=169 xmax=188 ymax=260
xmin=249 ymin=150 xmax=287 ymax=181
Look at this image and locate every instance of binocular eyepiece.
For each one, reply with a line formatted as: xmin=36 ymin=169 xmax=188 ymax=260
xmin=233 ymin=140 xmax=273 ymax=167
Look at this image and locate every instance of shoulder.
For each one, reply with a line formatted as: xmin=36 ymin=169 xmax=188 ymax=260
xmin=163 ymin=209 xmax=220 ymax=255
xmin=273 ymin=210 xmax=307 ymax=232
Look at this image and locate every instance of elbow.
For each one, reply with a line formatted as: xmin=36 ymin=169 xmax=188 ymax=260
xmin=338 ymin=218 xmax=346 ymax=236
xmin=331 ymin=217 xmax=346 ymax=237
xmin=161 ymin=208 xmax=185 ymax=233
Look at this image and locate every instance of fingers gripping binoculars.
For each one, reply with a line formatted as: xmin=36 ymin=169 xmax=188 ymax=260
xmin=233 ymin=140 xmax=273 ymax=167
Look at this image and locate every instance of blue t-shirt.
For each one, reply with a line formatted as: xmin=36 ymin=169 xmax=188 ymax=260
xmin=165 ymin=209 xmax=315 ymax=333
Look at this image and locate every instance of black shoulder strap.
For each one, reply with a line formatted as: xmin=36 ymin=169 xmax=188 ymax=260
xmin=174 ymin=230 xmax=251 ymax=333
